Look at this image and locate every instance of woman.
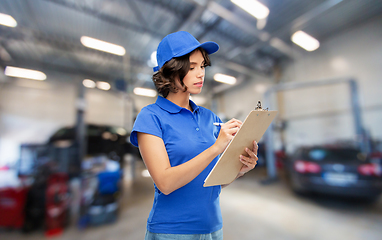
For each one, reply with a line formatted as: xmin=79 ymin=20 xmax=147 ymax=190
xmin=130 ymin=31 xmax=259 ymax=240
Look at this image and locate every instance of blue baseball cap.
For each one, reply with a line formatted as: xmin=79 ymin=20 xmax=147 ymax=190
xmin=153 ymin=31 xmax=219 ymax=72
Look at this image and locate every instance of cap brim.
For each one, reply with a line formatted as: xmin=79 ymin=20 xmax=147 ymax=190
xmin=200 ymin=41 xmax=219 ymax=55
xmin=174 ymin=41 xmax=219 ymax=58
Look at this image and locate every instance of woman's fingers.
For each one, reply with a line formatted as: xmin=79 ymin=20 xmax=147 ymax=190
xmin=226 ymin=118 xmax=242 ymax=125
xmin=214 ymin=118 xmax=248 ymax=154
xmin=215 ymin=119 xmax=242 ymax=152
xmin=226 ymin=128 xmax=240 ymax=136
xmin=221 ymin=118 xmax=242 ymax=129
xmin=225 ymin=119 xmax=242 ymax=128
xmin=245 ymin=148 xmax=257 ymax=160
xmin=239 ymin=142 xmax=259 ymax=174
xmin=220 ymin=118 xmax=242 ymax=137
xmin=241 ymin=149 xmax=258 ymax=163
xmin=239 ymin=154 xmax=257 ymax=169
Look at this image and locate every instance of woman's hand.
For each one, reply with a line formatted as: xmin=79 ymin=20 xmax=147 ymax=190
xmin=238 ymin=141 xmax=259 ymax=177
xmin=214 ymin=118 xmax=242 ymax=153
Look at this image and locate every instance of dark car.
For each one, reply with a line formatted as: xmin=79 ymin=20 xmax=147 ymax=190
xmin=48 ymin=124 xmax=140 ymax=162
xmin=285 ymin=146 xmax=382 ymax=200
xmin=18 ymin=124 xmax=140 ymax=178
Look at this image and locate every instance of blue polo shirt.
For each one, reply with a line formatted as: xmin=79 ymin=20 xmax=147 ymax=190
xmin=130 ymin=96 xmax=223 ymax=234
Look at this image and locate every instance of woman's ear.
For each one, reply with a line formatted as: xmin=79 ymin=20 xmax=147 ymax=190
xmin=174 ymin=77 xmax=186 ymax=92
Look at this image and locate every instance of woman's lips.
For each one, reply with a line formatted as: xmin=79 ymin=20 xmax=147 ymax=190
xmin=194 ymin=81 xmax=203 ymax=87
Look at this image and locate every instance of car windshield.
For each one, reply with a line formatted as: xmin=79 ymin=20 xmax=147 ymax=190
xmin=302 ymin=148 xmax=366 ymax=162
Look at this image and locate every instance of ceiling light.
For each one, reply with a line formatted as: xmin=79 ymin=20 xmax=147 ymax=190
xmin=4 ymin=66 xmax=46 ymax=81
xmin=231 ymin=0 xmax=269 ymax=19
xmin=83 ymin=79 xmax=96 ymax=88
xmin=133 ymin=87 xmax=157 ymax=97
xmin=291 ymin=31 xmax=320 ymax=51
xmin=0 ymin=13 xmax=17 ymax=27
xmin=213 ymin=73 xmax=237 ymax=85
xmin=96 ymin=81 xmax=111 ymax=91
xmin=80 ymin=36 xmax=126 ymax=56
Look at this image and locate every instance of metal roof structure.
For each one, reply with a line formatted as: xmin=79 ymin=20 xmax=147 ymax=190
xmin=0 ymin=0 xmax=381 ymax=94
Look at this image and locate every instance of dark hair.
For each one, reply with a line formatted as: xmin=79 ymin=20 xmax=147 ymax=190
xmin=153 ymin=48 xmax=211 ymax=98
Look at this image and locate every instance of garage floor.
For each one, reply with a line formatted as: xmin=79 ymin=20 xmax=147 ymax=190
xmin=1 ymin=160 xmax=382 ymax=240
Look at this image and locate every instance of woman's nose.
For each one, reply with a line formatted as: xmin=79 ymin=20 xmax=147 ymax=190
xmin=197 ymin=67 xmax=205 ymax=77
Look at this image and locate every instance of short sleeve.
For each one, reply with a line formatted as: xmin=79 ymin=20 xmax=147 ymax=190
xmin=130 ymin=108 xmax=163 ymax=147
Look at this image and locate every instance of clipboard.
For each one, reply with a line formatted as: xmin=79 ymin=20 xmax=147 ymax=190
xmin=204 ymin=101 xmax=277 ymax=187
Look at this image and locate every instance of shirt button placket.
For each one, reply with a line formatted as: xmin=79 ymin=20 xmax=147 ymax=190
xmin=193 ymin=112 xmax=204 ymax=141
xmin=193 ymin=113 xmax=199 ymax=131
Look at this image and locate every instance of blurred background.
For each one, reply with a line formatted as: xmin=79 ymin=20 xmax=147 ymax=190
xmin=0 ymin=0 xmax=381 ymax=239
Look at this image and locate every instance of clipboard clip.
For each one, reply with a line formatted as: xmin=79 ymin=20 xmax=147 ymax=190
xmin=255 ymin=100 xmax=268 ymax=111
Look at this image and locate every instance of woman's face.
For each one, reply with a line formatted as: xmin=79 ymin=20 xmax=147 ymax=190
xmin=176 ymin=49 xmax=206 ymax=95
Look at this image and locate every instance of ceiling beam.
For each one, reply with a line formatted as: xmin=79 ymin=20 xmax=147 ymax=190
xmin=202 ymin=1 xmax=294 ymax=59
xmin=137 ymin=0 xmax=190 ymax=18
xmin=206 ymin=1 xmax=262 ymax=38
xmin=124 ymin=0 xmax=149 ymax=28
xmin=42 ymin=0 xmax=164 ymax=38
xmin=234 ymin=0 xmax=344 ymax=58
xmin=289 ymin=0 xmax=344 ymax=33
xmin=177 ymin=2 xmax=209 ymax=32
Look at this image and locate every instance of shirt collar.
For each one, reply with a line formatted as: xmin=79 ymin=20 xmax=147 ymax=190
xmin=155 ymin=96 xmax=200 ymax=114
xmin=189 ymin=98 xmax=199 ymax=112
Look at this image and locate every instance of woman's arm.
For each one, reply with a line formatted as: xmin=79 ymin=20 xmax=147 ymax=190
xmin=138 ymin=118 xmax=242 ymax=195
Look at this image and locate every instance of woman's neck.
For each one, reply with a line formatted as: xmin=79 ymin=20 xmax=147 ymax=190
xmin=166 ymin=92 xmax=192 ymax=111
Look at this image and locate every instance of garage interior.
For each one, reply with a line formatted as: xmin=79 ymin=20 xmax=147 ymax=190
xmin=0 ymin=0 xmax=382 ymax=240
